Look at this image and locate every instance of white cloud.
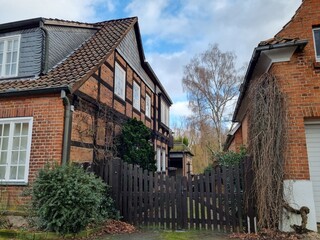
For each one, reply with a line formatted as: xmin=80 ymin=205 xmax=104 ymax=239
xmin=0 ymin=0 xmax=103 ymax=23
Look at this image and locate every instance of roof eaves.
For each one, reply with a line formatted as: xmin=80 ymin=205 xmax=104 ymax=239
xmin=0 ymin=85 xmax=71 ymax=97
xmin=0 ymin=17 xmax=43 ymax=33
xmin=231 ymin=39 xmax=308 ymax=122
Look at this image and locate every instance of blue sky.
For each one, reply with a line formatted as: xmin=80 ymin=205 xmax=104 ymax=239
xmin=0 ymin=0 xmax=302 ymax=126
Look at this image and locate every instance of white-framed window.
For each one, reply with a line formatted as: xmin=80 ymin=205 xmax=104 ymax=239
xmin=133 ymin=81 xmax=140 ymax=111
xmin=161 ymin=148 xmax=166 ymax=172
xmin=156 ymin=147 xmax=166 ymax=172
xmin=156 ymin=147 xmax=161 ymax=172
xmin=145 ymin=94 xmax=151 ymax=118
xmin=0 ymin=35 xmax=20 ymax=78
xmin=313 ymin=28 xmax=320 ymax=62
xmin=0 ymin=117 xmax=33 ymax=184
xmin=114 ymin=62 xmax=126 ymax=100
xmin=161 ymin=100 xmax=169 ymax=126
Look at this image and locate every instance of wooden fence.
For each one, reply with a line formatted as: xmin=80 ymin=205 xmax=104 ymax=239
xmin=93 ymin=158 xmax=251 ymax=232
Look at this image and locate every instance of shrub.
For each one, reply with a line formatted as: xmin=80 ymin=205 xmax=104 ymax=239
xmin=117 ymin=118 xmax=156 ymax=171
xmin=31 ymin=164 xmax=113 ymax=235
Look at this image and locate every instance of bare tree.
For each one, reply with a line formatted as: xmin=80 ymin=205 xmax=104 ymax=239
xmin=182 ymin=44 xmax=242 ymax=151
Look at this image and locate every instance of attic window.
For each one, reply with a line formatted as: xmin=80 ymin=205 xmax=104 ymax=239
xmin=313 ymin=28 xmax=320 ymax=62
xmin=0 ymin=35 xmax=20 ymax=78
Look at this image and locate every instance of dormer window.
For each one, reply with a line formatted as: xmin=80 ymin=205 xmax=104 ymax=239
xmin=0 ymin=35 xmax=20 ymax=78
xmin=313 ymin=28 xmax=320 ymax=62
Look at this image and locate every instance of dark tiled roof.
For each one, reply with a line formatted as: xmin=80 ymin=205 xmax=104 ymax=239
xmin=259 ymin=37 xmax=300 ymax=46
xmin=0 ymin=17 xmax=137 ymax=94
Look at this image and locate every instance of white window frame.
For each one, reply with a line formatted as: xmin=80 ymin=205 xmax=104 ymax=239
xmin=114 ymin=62 xmax=126 ymax=100
xmin=145 ymin=94 xmax=151 ymax=118
xmin=161 ymin=148 xmax=166 ymax=172
xmin=133 ymin=81 xmax=140 ymax=111
xmin=313 ymin=28 xmax=320 ymax=62
xmin=161 ymin=100 xmax=169 ymax=126
xmin=0 ymin=117 xmax=33 ymax=184
xmin=156 ymin=147 xmax=161 ymax=172
xmin=0 ymin=35 xmax=21 ymax=78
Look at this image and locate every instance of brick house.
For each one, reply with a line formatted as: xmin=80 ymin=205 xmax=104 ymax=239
xmin=225 ymin=0 xmax=320 ymax=231
xmin=0 ymin=17 xmax=172 ymax=209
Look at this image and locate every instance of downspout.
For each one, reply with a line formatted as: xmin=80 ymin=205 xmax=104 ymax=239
xmin=61 ymin=90 xmax=73 ymax=165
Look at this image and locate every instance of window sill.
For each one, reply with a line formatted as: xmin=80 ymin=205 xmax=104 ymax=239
xmin=0 ymin=181 xmax=28 ymax=186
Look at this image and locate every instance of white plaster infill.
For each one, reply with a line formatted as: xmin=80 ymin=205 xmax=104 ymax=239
xmin=280 ymin=180 xmax=317 ymax=232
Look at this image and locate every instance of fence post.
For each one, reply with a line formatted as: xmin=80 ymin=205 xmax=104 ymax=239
xmin=243 ymin=157 xmax=256 ymax=233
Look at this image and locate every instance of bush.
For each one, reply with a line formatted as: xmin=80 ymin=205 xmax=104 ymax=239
xmin=31 ymin=164 xmax=114 ymax=235
xmin=117 ymin=118 xmax=156 ymax=171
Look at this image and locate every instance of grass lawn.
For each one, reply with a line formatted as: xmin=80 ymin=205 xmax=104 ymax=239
xmin=98 ymin=229 xmax=232 ymax=240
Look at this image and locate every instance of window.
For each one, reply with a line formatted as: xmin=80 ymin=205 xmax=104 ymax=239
xmin=161 ymin=100 xmax=169 ymax=126
xmin=133 ymin=81 xmax=140 ymax=111
xmin=114 ymin=62 xmax=126 ymax=100
xmin=0 ymin=117 xmax=33 ymax=184
xmin=156 ymin=148 xmax=161 ymax=172
xmin=156 ymin=147 xmax=166 ymax=172
xmin=145 ymin=94 xmax=151 ymax=118
xmin=0 ymin=35 xmax=20 ymax=78
xmin=161 ymin=148 xmax=166 ymax=172
xmin=313 ymin=28 xmax=320 ymax=62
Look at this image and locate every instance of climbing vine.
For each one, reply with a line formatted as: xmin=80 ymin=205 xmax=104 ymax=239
xmin=248 ymin=73 xmax=287 ymax=229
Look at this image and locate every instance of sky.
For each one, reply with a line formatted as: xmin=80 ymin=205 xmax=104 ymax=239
xmin=0 ymin=0 xmax=302 ymax=127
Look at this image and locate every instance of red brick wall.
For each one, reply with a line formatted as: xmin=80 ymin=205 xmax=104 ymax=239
xmin=0 ymin=94 xmax=64 ymax=209
xmin=268 ymin=0 xmax=320 ymax=180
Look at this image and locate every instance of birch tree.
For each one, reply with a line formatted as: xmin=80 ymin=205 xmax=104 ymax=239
xmin=182 ymin=44 xmax=242 ymax=151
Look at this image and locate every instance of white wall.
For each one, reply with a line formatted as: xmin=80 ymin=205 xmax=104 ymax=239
xmin=280 ymin=180 xmax=317 ymax=232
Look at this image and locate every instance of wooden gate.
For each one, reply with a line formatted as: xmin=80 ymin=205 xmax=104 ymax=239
xmin=93 ymin=158 xmax=250 ymax=232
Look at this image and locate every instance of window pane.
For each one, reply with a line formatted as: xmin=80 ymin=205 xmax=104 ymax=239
xmin=0 ymin=166 xmax=5 ymax=179
xmin=1 ymin=138 xmax=8 ymax=150
xmin=19 ymin=151 xmax=26 ymax=164
xmin=20 ymin=137 xmax=27 ymax=150
xmin=13 ymin=40 xmax=19 ymax=51
xmin=17 ymin=166 xmax=25 ymax=180
xmin=0 ymin=42 xmax=3 ymax=52
xmin=22 ymin=123 xmax=29 ymax=135
xmin=3 ymin=124 xmax=9 ymax=136
xmin=12 ymin=137 xmax=20 ymax=150
xmin=0 ymin=152 xmax=7 ymax=164
xmin=0 ymin=125 xmax=2 ymax=135
xmin=5 ymin=64 xmax=10 ymax=76
xmin=314 ymin=29 xmax=320 ymax=58
xmin=14 ymin=123 xmax=21 ymax=136
xmin=9 ymin=166 xmax=17 ymax=179
xmin=0 ymin=53 xmax=3 ymax=66
xmin=11 ymin=151 xmax=19 ymax=164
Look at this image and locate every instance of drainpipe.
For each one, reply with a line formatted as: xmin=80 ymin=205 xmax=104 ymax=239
xmin=61 ymin=90 xmax=73 ymax=165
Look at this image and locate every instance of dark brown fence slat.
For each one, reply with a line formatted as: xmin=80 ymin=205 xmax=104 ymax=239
xmin=150 ymin=171 xmax=155 ymax=226
xmin=188 ymin=175 xmax=194 ymax=229
xmin=194 ymin=175 xmax=200 ymax=229
xmin=132 ymin=164 xmax=138 ymax=225
xmin=170 ymin=175 xmax=176 ymax=230
xmin=122 ymin=162 xmax=128 ymax=221
xmin=234 ymin=163 xmax=242 ymax=232
xmin=165 ymin=175 xmax=170 ymax=229
xmin=143 ymin=169 xmax=148 ymax=226
xmin=181 ymin=176 xmax=188 ymax=229
xmin=154 ymin=173 xmax=159 ymax=227
xmin=222 ymin=165 xmax=229 ymax=231
xmin=204 ymin=171 xmax=212 ymax=230
xmin=211 ymin=169 xmax=218 ymax=230
xmin=199 ymin=174 xmax=205 ymax=229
